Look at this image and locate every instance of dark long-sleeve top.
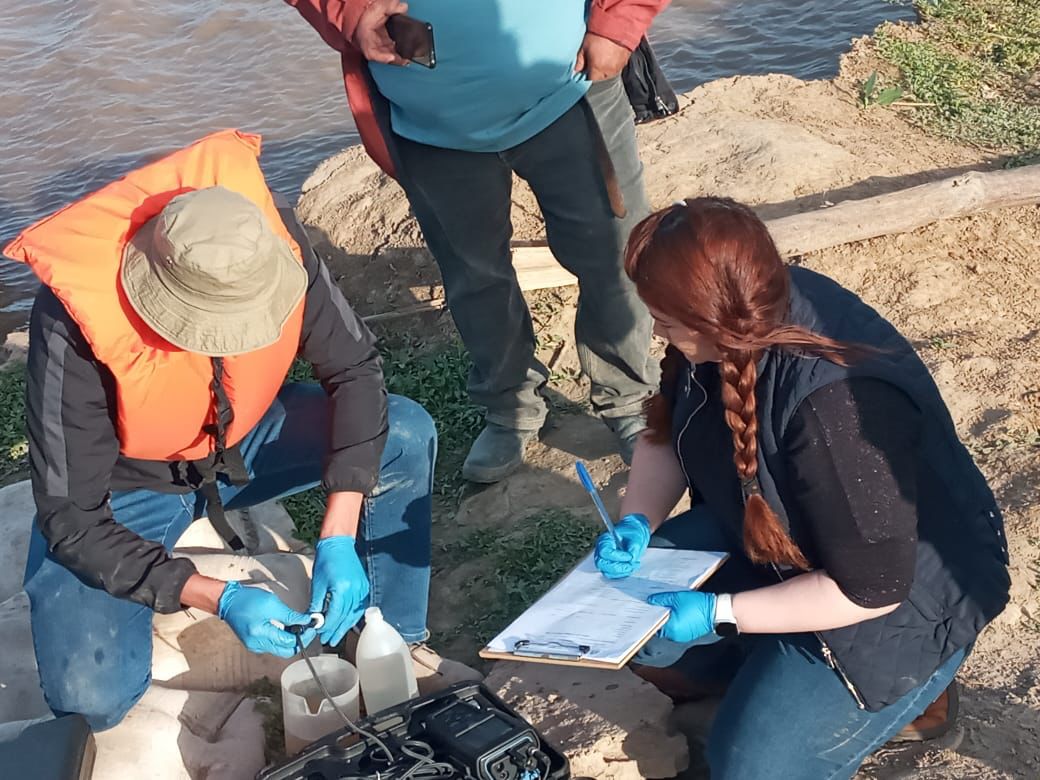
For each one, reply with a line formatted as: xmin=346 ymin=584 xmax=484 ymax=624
xmin=783 ymin=378 xmax=920 ymax=608
xmin=25 ymin=210 xmax=387 ymax=613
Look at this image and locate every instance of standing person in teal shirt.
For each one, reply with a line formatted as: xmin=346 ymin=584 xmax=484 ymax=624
xmin=287 ymin=0 xmax=671 ymax=482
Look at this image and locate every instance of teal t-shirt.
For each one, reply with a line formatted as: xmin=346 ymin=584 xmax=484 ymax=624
xmin=369 ymin=1 xmax=591 ymax=153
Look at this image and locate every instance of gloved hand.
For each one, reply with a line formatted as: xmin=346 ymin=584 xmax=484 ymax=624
xmin=594 ymin=513 xmax=652 ymax=579
xmin=218 ymin=581 xmax=315 ymax=657
xmin=647 ymin=591 xmax=722 ymax=646
xmin=310 ymin=535 xmax=370 ymax=647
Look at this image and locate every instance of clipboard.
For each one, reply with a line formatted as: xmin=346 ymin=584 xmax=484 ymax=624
xmin=479 ymin=548 xmax=728 ymax=670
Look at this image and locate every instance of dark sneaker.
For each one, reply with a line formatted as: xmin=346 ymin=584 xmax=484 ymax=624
xmin=461 ymin=424 xmax=538 ymax=484
xmin=890 ymin=681 xmax=959 ymax=743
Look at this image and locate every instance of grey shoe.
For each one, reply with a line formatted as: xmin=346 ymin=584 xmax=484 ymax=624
xmin=606 ymin=414 xmax=648 ymax=466
xmin=461 ymin=423 xmax=538 ymax=484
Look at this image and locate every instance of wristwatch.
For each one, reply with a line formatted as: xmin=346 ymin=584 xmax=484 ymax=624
xmin=713 ymin=593 xmax=739 ymax=637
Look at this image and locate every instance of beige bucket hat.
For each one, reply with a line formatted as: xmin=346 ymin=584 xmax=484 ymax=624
xmin=121 ymin=186 xmax=308 ymax=356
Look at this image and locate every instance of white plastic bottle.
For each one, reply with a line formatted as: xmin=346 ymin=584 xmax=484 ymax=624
xmin=356 ymin=606 xmax=419 ymax=714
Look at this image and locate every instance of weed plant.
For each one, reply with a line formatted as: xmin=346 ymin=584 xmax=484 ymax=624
xmin=876 ymin=0 xmax=1040 ymax=153
xmin=0 ymin=364 xmax=28 ymax=487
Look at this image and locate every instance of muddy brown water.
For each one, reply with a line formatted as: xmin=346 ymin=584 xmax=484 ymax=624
xmin=0 ymin=0 xmax=914 ymax=338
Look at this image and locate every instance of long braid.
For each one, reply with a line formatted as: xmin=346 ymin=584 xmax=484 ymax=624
xmin=720 ymin=350 xmax=810 ymax=570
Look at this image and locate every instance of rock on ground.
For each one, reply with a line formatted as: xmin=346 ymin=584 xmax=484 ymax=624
xmin=0 ymin=331 xmax=28 ymax=368
xmin=486 ymin=661 xmax=689 ymax=779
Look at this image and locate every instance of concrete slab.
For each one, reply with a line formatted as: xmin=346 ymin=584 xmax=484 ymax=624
xmin=92 ymin=687 xmax=266 ymax=780
xmin=0 ymin=481 xmax=35 ymax=605
xmin=0 ymin=592 xmax=49 ymax=724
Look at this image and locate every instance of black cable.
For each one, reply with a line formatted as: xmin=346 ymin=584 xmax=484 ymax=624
xmin=291 ymin=632 xmax=458 ymax=779
xmin=293 ymin=632 xmax=395 ymax=763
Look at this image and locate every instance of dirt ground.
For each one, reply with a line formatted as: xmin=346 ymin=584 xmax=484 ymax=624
xmin=296 ymin=36 xmax=1040 ymax=779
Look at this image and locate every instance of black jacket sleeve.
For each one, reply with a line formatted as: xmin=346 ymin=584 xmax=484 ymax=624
xmin=26 ymin=288 xmax=197 ymax=613
xmin=280 ymin=205 xmax=389 ymax=495
xmin=783 ymin=378 xmax=921 ymax=608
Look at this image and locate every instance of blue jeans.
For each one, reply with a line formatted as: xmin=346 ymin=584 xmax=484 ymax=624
xmin=391 ymin=76 xmax=658 ymax=430
xmin=22 ymin=385 xmax=434 ymax=731
xmin=633 ymin=508 xmax=967 ymax=779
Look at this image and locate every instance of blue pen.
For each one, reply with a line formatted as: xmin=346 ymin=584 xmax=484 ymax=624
xmin=575 ymin=461 xmax=621 ymax=544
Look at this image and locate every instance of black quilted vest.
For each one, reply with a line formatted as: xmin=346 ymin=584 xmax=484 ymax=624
xmin=670 ymin=268 xmax=1010 ymax=711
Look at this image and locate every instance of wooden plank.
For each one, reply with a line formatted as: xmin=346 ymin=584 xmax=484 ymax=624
xmin=512 ymin=244 xmax=577 ymax=291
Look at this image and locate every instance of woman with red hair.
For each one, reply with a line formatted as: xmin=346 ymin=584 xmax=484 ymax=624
xmin=595 ymin=197 xmax=1010 ymax=777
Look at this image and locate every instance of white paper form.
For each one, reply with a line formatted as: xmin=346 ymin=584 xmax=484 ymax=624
xmin=485 ymin=548 xmax=728 ymax=666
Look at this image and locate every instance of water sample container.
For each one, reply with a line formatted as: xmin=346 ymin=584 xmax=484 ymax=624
xmin=356 ymin=607 xmax=418 ymax=715
xmin=280 ymin=655 xmax=360 ymax=755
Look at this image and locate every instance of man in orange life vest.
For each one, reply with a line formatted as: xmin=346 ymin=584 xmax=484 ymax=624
xmin=7 ymin=132 xmax=477 ymax=730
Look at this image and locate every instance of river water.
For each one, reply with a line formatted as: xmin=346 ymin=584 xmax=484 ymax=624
xmin=0 ymin=0 xmax=914 ymax=336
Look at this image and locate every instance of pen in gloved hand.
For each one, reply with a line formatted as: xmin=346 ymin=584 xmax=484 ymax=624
xmin=576 ymin=461 xmax=621 ymax=544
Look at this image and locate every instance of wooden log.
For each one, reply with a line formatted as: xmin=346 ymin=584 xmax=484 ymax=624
xmin=509 ymin=166 xmax=1040 ymax=286
xmin=765 ymin=166 xmax=1040 ymax=257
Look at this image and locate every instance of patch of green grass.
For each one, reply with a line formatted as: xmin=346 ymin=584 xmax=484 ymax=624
xmin=0 ymin=363 xmax=29 ymax=486
xmin=875 ymin=0 xmax=1040 ymax=152
xmin=437 ymin=508 xmax=600 ymax=646
xmin=380 ymin=340 xmax=483 ymax=501
xmin=281 ymin=488 xmax=327 ymax=548
xmin=284 ymin=340 xmax=482 ymax=543
xmin=923 ymin=0 xmax=1040 ymax=72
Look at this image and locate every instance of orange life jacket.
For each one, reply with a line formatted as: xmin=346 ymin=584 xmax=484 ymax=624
xmin=4 ymin=130 xmax=305 ymax=462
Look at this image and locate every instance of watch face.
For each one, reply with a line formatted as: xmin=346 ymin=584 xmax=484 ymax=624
xmin=716 ymin=622 xmax=739 ymax=638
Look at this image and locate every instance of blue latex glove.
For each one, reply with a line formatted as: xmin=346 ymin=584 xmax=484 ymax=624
xmin=218 ymin=581 xmax=315 ymax=657
xmin=647 ymin=591 xmax=723 ymax=645
xmin=594 ymin=513 xmax=652 ymax=579
xmin=310 ymin=535 xmax=370 ymax=647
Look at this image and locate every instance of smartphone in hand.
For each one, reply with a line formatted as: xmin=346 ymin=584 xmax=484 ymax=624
xmin=385 ymin=15 xmax=436 ymax=69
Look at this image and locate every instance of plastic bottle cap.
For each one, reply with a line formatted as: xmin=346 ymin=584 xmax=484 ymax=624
xmin=365 ymin=607 xmax=384 ymax=623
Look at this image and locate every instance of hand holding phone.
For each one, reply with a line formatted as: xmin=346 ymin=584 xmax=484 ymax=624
xmin=386 ymin=14 xmax=437 ymax=69
xmin=353 ymin=0 xmax=410 ymax=66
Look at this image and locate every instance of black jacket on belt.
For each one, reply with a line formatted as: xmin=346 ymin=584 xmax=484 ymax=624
xmin=25 ymin=204 xmax=388 ymax=614
xmin=668 ymin=267 xmax=1010 ymax=711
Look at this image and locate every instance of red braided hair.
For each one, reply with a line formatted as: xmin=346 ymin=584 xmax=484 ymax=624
xmin=625 ymin=197 xmax=858 ymax=570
